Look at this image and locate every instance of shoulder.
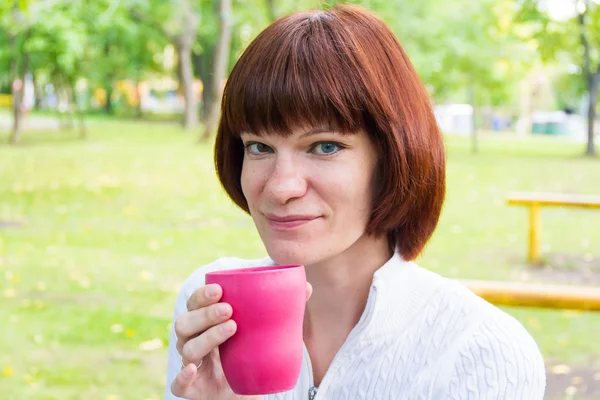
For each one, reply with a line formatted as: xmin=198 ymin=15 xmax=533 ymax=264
xmin=427 ymin=274 xmax=544 ymax=359
xmin=439 ymin=314 xmax=546 ymax=399
xmin=173 ymin=255 xmax=274 ymax=316
xmin=426 ymin=277 xmax=546 ymax=399
xmin=406 ymin=268 xmax=533 ymax=336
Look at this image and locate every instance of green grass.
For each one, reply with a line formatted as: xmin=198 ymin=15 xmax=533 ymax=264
xmin=1 ymin=121 xmax=599 ymax=399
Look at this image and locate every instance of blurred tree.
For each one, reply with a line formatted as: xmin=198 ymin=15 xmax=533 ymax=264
xmin=1 ymin=0 xmax=29 ymax=144
xmin=575 ymin=0 xmax=598 ymax=156
xmin=85 ymin=0 xmax=166 ymax=117
xmin=1 ymin=0 xmax=91 ymax=140
xmin=29 ymin=0 xmax=89 ymax=136
xmin=554 ymin=67 xmax=587 ymax=110
xmin=518 ymin=0 xmax=600 ymax=156
xmin=130 ymin=0 xmax=201 ymax=130
xmin=366 ymin=0 xmax=535 ymax=153
xmin=200 ymin=0 xmax=232 ymax=141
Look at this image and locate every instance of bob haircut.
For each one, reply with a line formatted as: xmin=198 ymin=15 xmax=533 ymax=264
xmin=215 ymin=5 xmax=445 ymax=261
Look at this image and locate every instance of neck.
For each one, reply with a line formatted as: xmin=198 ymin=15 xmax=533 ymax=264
xmin=303 ymin=235 xmax=392 ymax=339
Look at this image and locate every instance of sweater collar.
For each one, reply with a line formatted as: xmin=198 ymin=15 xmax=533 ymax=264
xmin=364 ymin=250 xmax=443 ymax=338
xmin=266 ymin=248 xmax=442 ymax=337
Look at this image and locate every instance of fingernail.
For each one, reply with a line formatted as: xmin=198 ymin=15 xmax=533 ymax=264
xmin=182 ymin=364 xmax=194 ymax=379
xmin=217 ymin=304 xmax=230 ymax=317
xmin=221 ymin=320 xmax=235 ymax=334
xmin=205 ymin=285 xmax=219 ymax=298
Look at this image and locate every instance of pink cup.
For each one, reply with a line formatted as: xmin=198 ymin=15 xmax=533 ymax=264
xmin=205 ymin=264 xmax=306 ymax=395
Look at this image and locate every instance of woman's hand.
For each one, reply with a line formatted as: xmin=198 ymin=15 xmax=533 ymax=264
xmin=171 ymin=282 xmax=312 ymax=400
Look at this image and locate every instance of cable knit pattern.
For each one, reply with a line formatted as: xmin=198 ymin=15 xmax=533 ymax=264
xmin=165 ymin=253 xmax=546 ymax=400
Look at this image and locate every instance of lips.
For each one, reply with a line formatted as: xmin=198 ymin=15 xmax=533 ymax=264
xmin=264 ymin=213 xmax=320 ymax=230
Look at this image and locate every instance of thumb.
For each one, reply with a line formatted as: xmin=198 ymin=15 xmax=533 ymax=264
xmin=171 ymin=363 xmax=197 ymax=398
xmin=306 ymin=282 xmax=313 ymax=301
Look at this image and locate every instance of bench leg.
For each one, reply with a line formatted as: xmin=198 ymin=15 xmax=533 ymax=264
xmin=528 ymin=204 xmax=540 ymax=263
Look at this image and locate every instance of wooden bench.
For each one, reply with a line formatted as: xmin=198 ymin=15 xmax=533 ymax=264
xmin=507 ymin=192 xmax=600 ymax=263
xmin=461 ymin=280 xmax=600 ymax=311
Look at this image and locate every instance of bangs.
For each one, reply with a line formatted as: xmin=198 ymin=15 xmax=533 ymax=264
xmin=221 ymin=11 xmax=369 ymax=137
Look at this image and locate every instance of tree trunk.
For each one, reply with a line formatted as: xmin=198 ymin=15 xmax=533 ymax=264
xmin=200 ymin=0 xmax=232 ymax=141
xmin=178 ymin=43 xmax=199 ymax=130
xmin=8 ymin=3 xmax=21 ymax=144
xmin=58 ymin=85 xmax=74 ymax=130
xmin=10 ymin=83 xmax=23 ymax=144
xmin=135 ymin=81 xmax=143 ymax=119
xmin=33 ymin=73 xmax=43 ymax=110
xmin=468 ymin=82 xmax=478 ymax=154
xmin=194 ymin=48 xmax=215 ymax=121
xmin=174 ymin=0 xmax=200 ymax=130
xmin=10 ymin=44 xmax=28 ymax=145
xmin=578 ymin=4 xmax=596 ymax=156
xmin=65 ymin=86 xmax=75 ymax=130
xmin=201 ymin=56 xmax=214 ymax=121
xmin=57 ymin=82 xmax=67 ymax=129
xmin=70 ymin=82 xmax=86 ymax=139
xmin=104 ymin=85 xmax=114 ymax=114
xmin=586 ymin=74 xmax=598 ymax=156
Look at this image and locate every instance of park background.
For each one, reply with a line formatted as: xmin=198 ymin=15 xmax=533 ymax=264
xmin=1 ymin=0 xmax=599 ymax=399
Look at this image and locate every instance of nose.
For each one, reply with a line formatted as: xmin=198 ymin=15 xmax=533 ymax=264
xmin=264 ymin=155 xmax=307 ymax=205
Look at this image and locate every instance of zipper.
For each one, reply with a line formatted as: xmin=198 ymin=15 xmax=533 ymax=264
xmin=304 ymin=285 xmax=378 ymax=400
xmin=303 ymin=344 xmax=317 ymax=400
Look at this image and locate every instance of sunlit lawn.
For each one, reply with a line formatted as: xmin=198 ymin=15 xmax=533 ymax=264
xmin=1 ymin=119 xmax=599 ymax=399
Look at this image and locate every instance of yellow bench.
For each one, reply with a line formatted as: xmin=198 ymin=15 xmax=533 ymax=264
xmin=462 ymin=279 xmax=600 ymax=311
xmin=0 ymin=94 xmax=11 ymax=107
xmin=507 ymin=192 xmax=600 ymax=263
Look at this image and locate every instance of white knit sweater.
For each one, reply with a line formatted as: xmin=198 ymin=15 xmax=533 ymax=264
xmin=165 ymin=252 xmax=546 ymax=400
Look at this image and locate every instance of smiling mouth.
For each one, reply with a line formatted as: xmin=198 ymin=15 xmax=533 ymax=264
xmin=264 ymin=214 xmax=321 ymax=230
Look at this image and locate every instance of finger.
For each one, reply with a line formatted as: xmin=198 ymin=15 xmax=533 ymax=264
xmin=306 ymin=282 xmax=313 ymax=301
xmin=175 ymin=302 xmax=233 ymax=341
xmin=187 ymin=284 xmax=222 ymax=311
xmin=175 ymin=303 xmax=233 ymax=355
xmin=181 ymin=319 xmax=237 ymax=364
xmin=170 ymin=363 xmax=198 ymax=398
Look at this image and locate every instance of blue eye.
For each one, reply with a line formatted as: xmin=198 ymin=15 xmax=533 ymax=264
xmin=246 ymin=142 xmax=272 ymax=154
xmin=313 ymin=142 xmax=341 ymax=155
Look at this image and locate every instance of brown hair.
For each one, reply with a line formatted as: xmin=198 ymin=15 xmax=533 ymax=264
xmin=214 ymin=5 xmax=445 ymax=260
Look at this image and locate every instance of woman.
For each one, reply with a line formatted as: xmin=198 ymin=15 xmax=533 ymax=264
xmin=165 ymin=5 xmax=546 ymax=399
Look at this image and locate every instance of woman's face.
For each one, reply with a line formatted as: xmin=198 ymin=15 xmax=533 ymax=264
xmin=240 ymin=127 xmax=378 ymax=266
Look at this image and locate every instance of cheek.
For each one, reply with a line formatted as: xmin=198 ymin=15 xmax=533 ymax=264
xmin=317 ymin=164 xmax=372 ymax=209
xmin=347 ymin=166 xmax=375 ymax=214
xmin=240 ymin=162 xmax=265 ymax=209
xmin=240 ymin=164 xmax=253 ymax=204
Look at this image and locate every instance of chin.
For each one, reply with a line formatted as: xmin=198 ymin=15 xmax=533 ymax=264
xmin=264 ymin=240 xmax=325 ymax=266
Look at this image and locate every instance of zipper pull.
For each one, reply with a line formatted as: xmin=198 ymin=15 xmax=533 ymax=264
xmin=308 ymin=386 xmax=318 ymax=400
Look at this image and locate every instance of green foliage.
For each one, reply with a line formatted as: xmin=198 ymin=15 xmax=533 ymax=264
xmin=28 ymin=1 xmax=88 ymax=86
xmin=0 ymin=0 xmax=168 ymax=101
xmin=0 ymin=0 xmax=595 ymax=120
xmin=553 ymin=69 xmax=587 ymax=109
xmin=84 ymin=0 xmax=168 ymax=87
xmin=517 ymin=0 xmax=600 ymax=87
